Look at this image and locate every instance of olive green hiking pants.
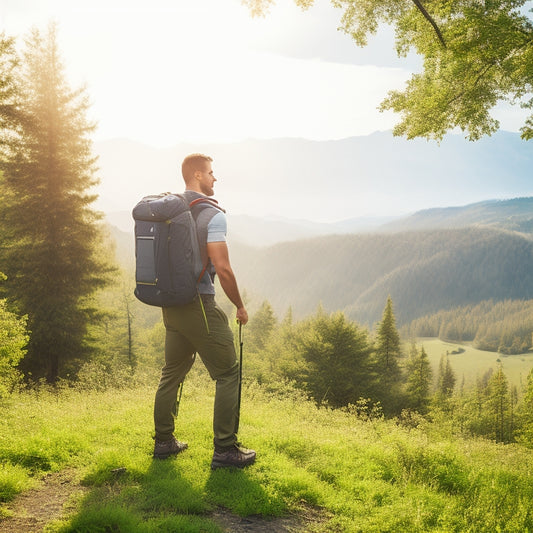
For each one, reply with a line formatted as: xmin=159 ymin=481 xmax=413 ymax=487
xmin=154 ymin=295 xmax=239 ymax=449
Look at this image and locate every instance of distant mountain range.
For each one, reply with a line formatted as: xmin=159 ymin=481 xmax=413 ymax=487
xmin=109 ymin=196 xmax=533 ymax=246
xmin=381 ymin=197 xmax=533 ymax=233
xmin=94 ymin=130 xmax=533 ymax=226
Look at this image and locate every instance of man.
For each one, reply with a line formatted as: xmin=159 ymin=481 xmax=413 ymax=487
xmin=152 ymin=153 xmax=256 ymax=470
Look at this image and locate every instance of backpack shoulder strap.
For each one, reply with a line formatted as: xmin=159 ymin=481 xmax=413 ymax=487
xmin=188 ymin=198 xmax=225 ymax=282
xmin=189 ymin=197 xmax=226 ymax=213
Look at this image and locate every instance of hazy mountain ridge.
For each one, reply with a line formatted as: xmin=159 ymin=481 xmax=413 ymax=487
xmin=105 ymin=210 xmax=397 ymax=245
xmin=109 ymin=195 xmax=533 ymax=247
xmin=382 ymin=197 xmax=533 ymax=233
xmin=94 ymin=131 xmax=533 ymax=224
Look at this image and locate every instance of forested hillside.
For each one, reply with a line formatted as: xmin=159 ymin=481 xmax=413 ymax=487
xmin=229 ymin=227 xmax=533 ymax=326
xmin=404 ymin=299 xmax=533 ymax=354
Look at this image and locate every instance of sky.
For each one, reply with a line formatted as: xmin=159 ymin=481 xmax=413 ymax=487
xmin=0 ymin=0 xmax=464 ymax=147
xmin=2 ymin=0 xmax=531 ymax=221
xmin=2 ymin=0 xmax=528 ymax=146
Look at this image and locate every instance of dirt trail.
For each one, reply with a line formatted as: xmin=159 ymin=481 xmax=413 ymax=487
xmin=211 ymin=505 xmax=326 ymax=532
xmin=0 ymin=471 xmax=326 ymax=532
xmin=0 ymin=470 xmax=87 ymax=533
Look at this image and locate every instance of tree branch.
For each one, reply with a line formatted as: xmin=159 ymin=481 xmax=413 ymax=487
xmin=411 ymin=0 xmax=447 ymax=48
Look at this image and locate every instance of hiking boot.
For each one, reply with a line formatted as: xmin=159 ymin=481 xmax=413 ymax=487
xmin=211 ymin=444 xmax=256 ymax=470
xmin=153 ymin=436 xmax=188 ymax=459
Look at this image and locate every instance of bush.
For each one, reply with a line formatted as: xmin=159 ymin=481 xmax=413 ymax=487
xmin=0 ymin=298 xmax=29 ymax=398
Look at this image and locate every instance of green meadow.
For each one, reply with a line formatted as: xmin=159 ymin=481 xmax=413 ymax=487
xmin=420 ymin=338 xmax=533 ymax=391
xmin=1 ymin=368 xmax=533 ymax=532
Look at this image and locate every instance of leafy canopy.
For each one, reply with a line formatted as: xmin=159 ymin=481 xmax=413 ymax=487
xmin=243 ymin=0 xmax=533 ymax=141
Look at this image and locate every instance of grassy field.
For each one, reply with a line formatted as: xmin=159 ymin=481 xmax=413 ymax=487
xmin=1 ymin=368 xmax=533 ymax=532
xmin=418 ymin=338 xmax=533 ymax=391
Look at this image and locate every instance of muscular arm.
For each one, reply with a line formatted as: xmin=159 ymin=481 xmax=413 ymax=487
xmin=207 ymin=241 xmax=248 ymax=325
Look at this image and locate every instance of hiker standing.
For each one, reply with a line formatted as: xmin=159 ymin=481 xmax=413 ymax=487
xmin=152 ymin=153 xmax=256 ymax=469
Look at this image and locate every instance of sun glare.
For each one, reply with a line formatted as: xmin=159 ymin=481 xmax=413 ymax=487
xmin=2 ymin=0 xmax=411 ymax=147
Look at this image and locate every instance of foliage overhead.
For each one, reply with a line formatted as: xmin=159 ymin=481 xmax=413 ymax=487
xmin=243 ymin=0 xmax=533 ymax=141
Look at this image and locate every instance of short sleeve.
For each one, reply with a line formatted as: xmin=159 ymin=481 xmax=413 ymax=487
xmin=207 ymin=211 xmax=227 ymax=243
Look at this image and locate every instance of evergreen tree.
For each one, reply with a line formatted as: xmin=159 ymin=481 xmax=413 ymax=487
xmin=437 ymin=353 xmax=456 ymax=398
xmin=285 ymin=309 xmax=373 ymax=408
xmin=0 ymin=25 xmax=113 ymax=382
xmin=0 ymin=34 xmax=22 ymax=154
xmin=515 ymin=367 xmax=533 ymax=447
xmin=405 ymin=344 xmax=432 ymax=414
xmin=374 ymin=296 xmax=402 ymax=373
xmin=281 ymin=306 xmax=293 ymax=327
xmin=487 ymin=364 xmax=511 ymax=442
xmin=248 ymin=300 xmax=277 ymax=351
xmin=373 ymin=296 xmax=403 ymax=414
xmin=0 ymin=35 xmax=22 ymax=252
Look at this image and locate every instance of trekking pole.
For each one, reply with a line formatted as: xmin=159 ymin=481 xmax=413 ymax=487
xmin=175 ymin=380 xmax=184 ymax=421
xmin=235 ymin=322 xmax=244 ymax=435
xmin=175 ymin=354 xmax=194 ymax=423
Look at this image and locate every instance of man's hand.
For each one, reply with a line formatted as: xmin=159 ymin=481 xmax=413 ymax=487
xmin=236 ymin=307 xmax=248 ymax=326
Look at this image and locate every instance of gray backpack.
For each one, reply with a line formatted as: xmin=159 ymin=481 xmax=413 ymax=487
xmin=132 ymin=193 xmax=219 ymax=307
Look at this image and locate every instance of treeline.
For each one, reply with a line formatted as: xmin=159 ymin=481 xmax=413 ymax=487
xmin=240 ymin=297 xmax=533 ymax=447
xmin=231 ymin=226 xmax=533 ymax=326
xmin=403 ymin=299 xmax=533 ymax=354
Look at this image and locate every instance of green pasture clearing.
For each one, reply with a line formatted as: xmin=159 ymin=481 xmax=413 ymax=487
xmin=1 ymin=371 xmax=533 ymax=532
xmin=418 ymin=338 xmax=533 ymax=391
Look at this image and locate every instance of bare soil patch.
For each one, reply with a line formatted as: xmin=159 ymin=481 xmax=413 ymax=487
xmin=0 ymin=470 xmax=87 ymax=533
xmin=211 ymin=503 xmax=330 ymax=532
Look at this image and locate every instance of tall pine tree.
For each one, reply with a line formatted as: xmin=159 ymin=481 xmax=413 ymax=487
xmin=487 ymin=364 xmax=511 ymax=442
xmin=373 ymin=296 xmax=404 ymax=414
xmin=405 ymin=344 xmax=432 ymax=414
xmin=0 ymin=34 xmax=22 ymax=153
xmin=0 ymin=25 xmax=113 ymax=382
xmin=437 ymin=353 xmax=456 ymax=399
xmin=248 ymin=300 xmax=277 ymax=351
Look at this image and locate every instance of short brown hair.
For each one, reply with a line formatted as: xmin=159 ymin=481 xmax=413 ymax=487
xmin=181 ymin=153 xmax=213 ymax=184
